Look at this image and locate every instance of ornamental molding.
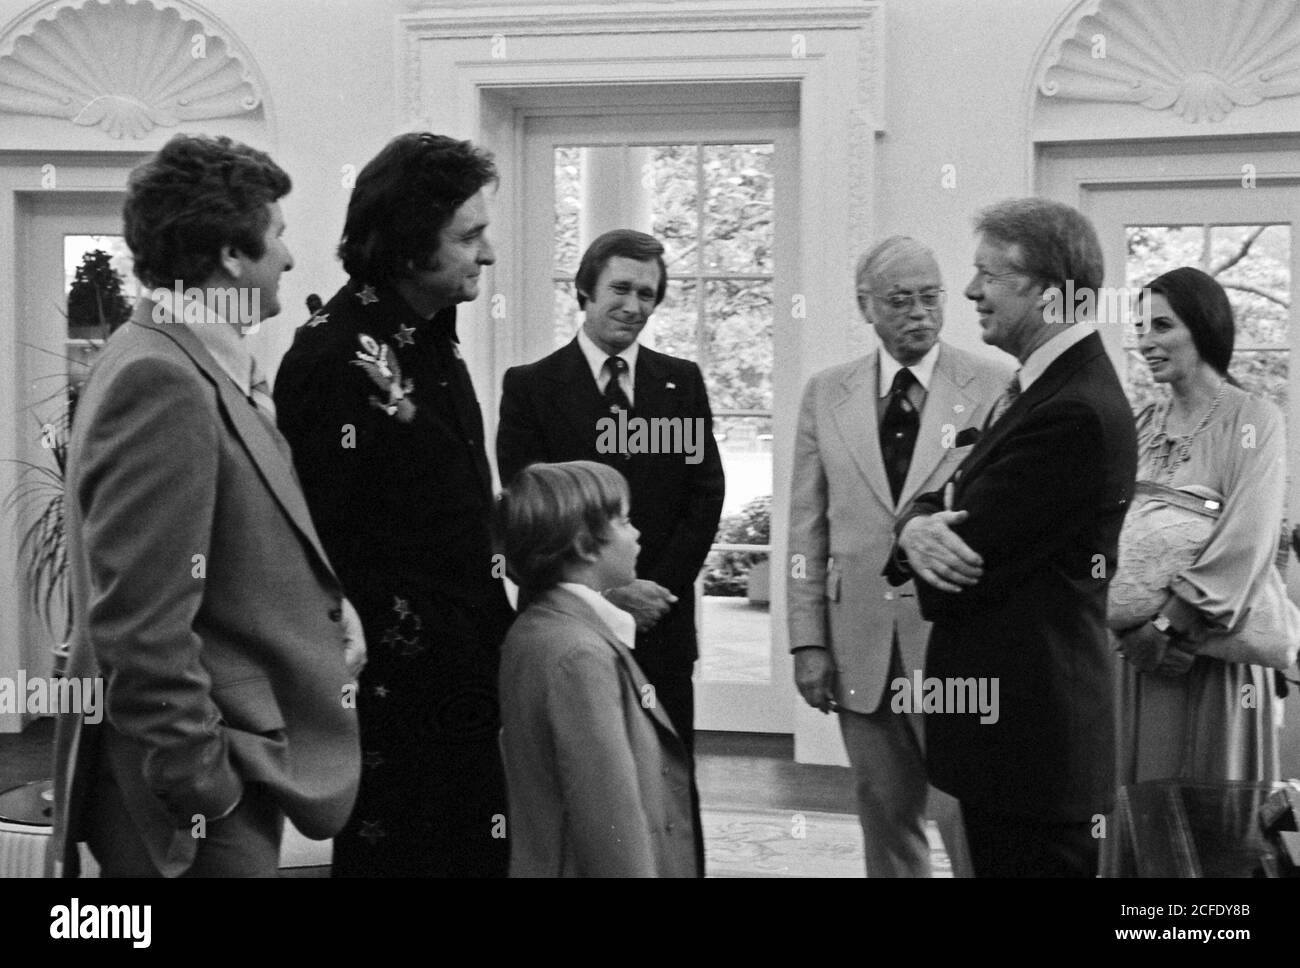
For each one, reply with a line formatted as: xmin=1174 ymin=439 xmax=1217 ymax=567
xmin=1033 ymin=0 xmax=1300 ymax=123
xmin=400 ymin=1 xmax=883 ymax=131
xmin=0 ymin=0 xmax=268 ymax=139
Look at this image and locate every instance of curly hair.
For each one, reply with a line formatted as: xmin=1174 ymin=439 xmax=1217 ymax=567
xmin=123 ymin=134 xmax=290 ymax=289
xmin=494 ymin=461 xmax=630 ymax=592
xmin=338 ymin=133 xmax=497 ymax=286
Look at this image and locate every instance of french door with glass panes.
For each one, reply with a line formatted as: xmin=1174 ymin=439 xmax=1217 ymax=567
xmin=13 ymin=191 xmax=136 ymax=692
xmin=1083 ymin=179 xmax=1299 ymax=779
xmin=519 ymin=109 xmax=798 ymax=732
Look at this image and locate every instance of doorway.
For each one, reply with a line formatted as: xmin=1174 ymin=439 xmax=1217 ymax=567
xmin=1041 ymin=141 xmax=1300 ymax=779
xmin=10 ymin=190 xmax=131 ymax=715
xmin=518 ymin=103 xmax=799 ymax=732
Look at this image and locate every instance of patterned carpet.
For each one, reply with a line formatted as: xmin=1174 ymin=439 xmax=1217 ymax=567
xmin=703 ymin=807 xmax=953 ymax=878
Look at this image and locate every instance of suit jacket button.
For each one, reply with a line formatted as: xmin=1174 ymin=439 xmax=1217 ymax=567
xmin=883 ymin=592 xmax=894 ymax=601
xmin=329 ymin=607 xmax=343 ymax=622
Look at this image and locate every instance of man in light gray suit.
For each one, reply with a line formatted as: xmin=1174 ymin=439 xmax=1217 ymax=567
xmin=787 ymin=237 xmax=1011 ymax=877
xmin=51 ymin=134 xmax=364 ymax=877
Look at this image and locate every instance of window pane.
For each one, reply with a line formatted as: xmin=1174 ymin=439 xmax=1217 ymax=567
xmin=553 ymin=147 xmax=582 ymax=274
xmin=1126 ymin=225 xmax=1206 ymax=289
xmin=702 ymin=143 xmax=773 ymax=274
xmin=701 ymin=486 xmax=771 ymax=683
xmin=553 ymin=281 xmax=582 ymax=349
xmin=703 ymin=279 xmax=772 ymax=411
xmin=1231 ymin=349 xmax=1289 ymax=413
xmin=1210 ymin=224 xmax=1290 ymax=346
xmin=647 ymin=279 xmax=698 ymax=360
xmin=649 ymin=145 xmax=699 ymax=273
xmin=64 ymin=235 xmax=135 ymax=340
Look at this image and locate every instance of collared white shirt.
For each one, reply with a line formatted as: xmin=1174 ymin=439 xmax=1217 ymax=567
xmin=152 ymin=290 xmax=257 ymax=399
xmin=559 ymin=581 xmax=637 ymax=651
xmin=577 ymin=327 xmax=639 ymax=406
xmin=1019 ymin=322 xmax=1096 ymax=392
xmin=877 ymin=343 xmax=939 ymax=399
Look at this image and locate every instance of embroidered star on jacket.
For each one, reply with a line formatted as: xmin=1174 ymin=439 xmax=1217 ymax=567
xmin=393 ymin=323 xmax=416 ymax=347
xmin=357 ymin=284 xmax=379 ymax=305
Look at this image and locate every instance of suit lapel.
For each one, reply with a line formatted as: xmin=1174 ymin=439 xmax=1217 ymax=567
xmin=831 ymin=352 xmax=894 ymax=508
xmin=543 ymin=340 xmax=607 ymax=455
xmin=899 ymin=344 xmax=978 ymax=507
xmin=632 ymin=347 xmax=673 ymax=416
xmin=132 ymin=311 xmax=337 ymax=579
xmin=957 ymin=332 xmax=1105 ymax=487
xmin=538 ymin=586 xmax=683 ymax=742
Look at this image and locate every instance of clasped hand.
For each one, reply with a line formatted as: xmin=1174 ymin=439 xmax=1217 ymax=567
xmin=604 ymin=579 xmax=677 ymax=631
xmin=897 ymin=510 xmax=984 ymax=593
xmin=1116 ymin=622 xmax=1194 ymax=677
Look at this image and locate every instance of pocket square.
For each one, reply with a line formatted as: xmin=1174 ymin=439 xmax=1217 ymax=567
xmin=954 ymin=427 xmax=981 ymax=447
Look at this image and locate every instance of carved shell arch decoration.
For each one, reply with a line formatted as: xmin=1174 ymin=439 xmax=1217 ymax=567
xmin=0 ymin=0 xmax=265 ymax=139
xmin=1036 ymin=0 xmax=1300 ymax=123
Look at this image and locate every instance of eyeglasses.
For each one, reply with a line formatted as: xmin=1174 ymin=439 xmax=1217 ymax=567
xmin=866 ymin=289 xmax=946 ymax=312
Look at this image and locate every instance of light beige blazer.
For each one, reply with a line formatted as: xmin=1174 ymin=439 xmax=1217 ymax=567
xmin=787 ymin=343 xmax=1012 ymax=714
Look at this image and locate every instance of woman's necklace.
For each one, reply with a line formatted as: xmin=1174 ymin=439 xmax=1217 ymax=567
xmin=1152 ymin=379 xmax=1226 ymax=481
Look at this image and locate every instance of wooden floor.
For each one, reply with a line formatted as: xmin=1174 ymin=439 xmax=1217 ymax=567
xmin=0 ymin=719 xmax=855 ymax=816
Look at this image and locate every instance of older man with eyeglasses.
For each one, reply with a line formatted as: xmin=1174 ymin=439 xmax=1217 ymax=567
xmin=787 ymin=236 xmax=1011 ymax=877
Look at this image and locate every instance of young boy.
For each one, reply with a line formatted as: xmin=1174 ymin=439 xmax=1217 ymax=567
xmin=495 ymin=461 xmax=699 ymax=877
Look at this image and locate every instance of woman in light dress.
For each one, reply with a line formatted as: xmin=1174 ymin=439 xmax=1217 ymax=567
xmin=1115 ymin=266 xmax=1284 ymax=783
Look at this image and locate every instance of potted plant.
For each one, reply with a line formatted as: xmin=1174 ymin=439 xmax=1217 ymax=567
xmin=5 ymin=249 xmax=129 ymax=672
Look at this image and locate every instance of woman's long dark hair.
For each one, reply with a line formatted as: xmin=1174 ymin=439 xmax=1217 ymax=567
xmin=1144 ymin=266 xmax=1240 ymax=386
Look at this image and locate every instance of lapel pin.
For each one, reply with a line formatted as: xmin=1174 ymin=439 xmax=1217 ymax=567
xmin=954 ymin=404 xmax=965 ymax=413
xmin=666 ymin=381 xmax=676 ymax=389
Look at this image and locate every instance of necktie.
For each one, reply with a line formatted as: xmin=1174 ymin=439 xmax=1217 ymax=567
xmin=986 ymin=372 xmax=1022 ymax=429
xmin=880 ymin=367 xmax=919 ymax=503
xmin=249 ymin=359 xmax=277 ymax=421
xmin=249 ymin=359 xmax=295 ymax=467
xmin=603 ymin=356 xmax=633 ymax=414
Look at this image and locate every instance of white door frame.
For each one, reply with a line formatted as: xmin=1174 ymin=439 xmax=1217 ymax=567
xmin=400 ymin=1 xmax=883 ymax=757
xmin=521 ymin=106 xmax=798 ymax=732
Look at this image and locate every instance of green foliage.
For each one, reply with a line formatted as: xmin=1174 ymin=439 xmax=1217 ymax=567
xmin=703 ymin=494 xmax=770 ymax=597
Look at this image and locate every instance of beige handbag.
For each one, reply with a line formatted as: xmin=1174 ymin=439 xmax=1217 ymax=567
xmin=1108 ymin=481 xmax=1300 ymax=671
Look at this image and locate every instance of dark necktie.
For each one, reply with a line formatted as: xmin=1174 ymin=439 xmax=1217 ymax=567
xmin=881 ymin=367 xmax=919 ymax=503
xmin=603 ymin=356 xmax=632 ymax=415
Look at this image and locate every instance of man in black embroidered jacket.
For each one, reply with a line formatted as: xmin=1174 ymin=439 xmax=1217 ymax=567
xmin=275 ymin=133 xmax=511 ymax=877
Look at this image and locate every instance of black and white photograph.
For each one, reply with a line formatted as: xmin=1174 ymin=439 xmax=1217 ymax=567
xmin=0 ymin=0 xmax=1297 ymax=950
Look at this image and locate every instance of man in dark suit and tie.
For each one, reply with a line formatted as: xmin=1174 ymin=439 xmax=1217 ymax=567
xmin=51 ymin=134 xmax=363 ymax=877
xmin=888 ymin=198 xmax=1138 ymax=877
xmin=497 ymin=229 xmax=726 ymax=868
